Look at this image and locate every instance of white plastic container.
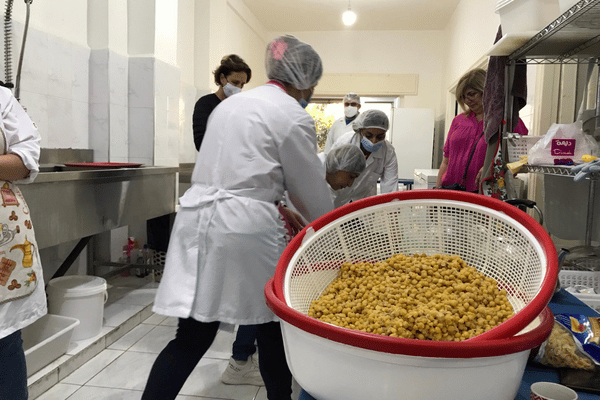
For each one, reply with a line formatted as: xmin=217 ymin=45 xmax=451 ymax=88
xmin=559 ymin=270 xmax=600 ymax=312
xmin=21 ymin=314 xmax=79 ymax=377
xmin=282 ymin=323 xmax=529 ymax=400
xmin=47 ymin=276 xmax=108 ymax=340
xmin=413 ymin=168 xmax=438 ymax=189
xmin=496 ymin=0 xmax=561 ymax=36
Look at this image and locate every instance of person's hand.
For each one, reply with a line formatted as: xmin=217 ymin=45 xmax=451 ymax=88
xmin=281 ymin=206 xmax=306 ymax=235
xmin=475 ymin=167 xmax=483 ymax=187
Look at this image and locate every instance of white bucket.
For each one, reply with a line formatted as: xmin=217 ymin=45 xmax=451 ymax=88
xmin=47 ymin=276 xmax=108 ymax=341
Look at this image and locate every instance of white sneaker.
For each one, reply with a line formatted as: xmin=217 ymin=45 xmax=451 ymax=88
xmin=221 ymin=354 xmax=264 ymax=386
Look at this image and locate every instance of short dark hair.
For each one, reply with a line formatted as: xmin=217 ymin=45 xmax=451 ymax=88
xmin=213 ymin=55 xmax=252 ymax=86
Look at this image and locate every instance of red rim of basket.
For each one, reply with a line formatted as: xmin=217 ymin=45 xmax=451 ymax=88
xmin=272 ymin=190 xmax=558 ymax=344
xmin=266 ymin=277 xmax=554 ymax=357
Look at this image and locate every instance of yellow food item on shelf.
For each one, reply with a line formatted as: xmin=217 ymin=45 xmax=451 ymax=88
xmin=308 ymin=253 xmax=514 ymax=341
xmin=582 ymin=154 xmax=598 ymax=163
xmin=507 ymin=155 xmax=528 ymax=175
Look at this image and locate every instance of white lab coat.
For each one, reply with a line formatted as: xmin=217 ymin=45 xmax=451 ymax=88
xmin=331 ymin=131 xmax=398 ymax=209
xmin=0 ymin=87 xmax=46 ymax=339
xmin=153 ymin=84 xmax=334 ymax=325
xmin=323 ymin=116 xmax=354 ymax=153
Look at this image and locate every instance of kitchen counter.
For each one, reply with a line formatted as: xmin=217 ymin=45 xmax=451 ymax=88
xmin=20 ymin=166 xmax=178 ymax=249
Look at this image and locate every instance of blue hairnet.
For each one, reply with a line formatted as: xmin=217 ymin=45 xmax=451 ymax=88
xmin=326 ymin=144 xmax=366 ymax=175
xmin=352 ymin=109 xmax=389 ymax=133
xmin=265 ymin=35 xmax=323 ymax=91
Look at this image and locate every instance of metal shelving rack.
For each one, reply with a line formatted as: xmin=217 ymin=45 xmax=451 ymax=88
xmin=503 ymin=0 xmax=600 ymax=247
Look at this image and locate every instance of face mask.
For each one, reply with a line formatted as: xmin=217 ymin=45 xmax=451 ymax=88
xmin=298 ymin=98 xmax=309 ymax=108
xmin=298 ymin=89 xmax=313 ymax=109
xmin=360 ymin=136 xmax=384 ymax=153
xmin=344 ymin=106 xmax=358 ymax=118
xmin=223 ymin=83 xmax=242 ymax=98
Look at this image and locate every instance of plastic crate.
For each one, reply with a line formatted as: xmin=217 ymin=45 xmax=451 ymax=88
xmin=151 ymin=250 xmax=167 ymax=283
xmin=559 ymin=270 xmax=600 ymax=312
xmin=507 ymin=135 xmax=542 ymax=163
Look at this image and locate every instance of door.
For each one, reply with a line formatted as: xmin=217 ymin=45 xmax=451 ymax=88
xmin=390 ymin=108 xmax=435 ymax=180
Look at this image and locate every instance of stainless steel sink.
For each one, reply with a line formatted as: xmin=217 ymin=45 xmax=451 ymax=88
xmin=22 ymin=165 xmax=178 ymax=249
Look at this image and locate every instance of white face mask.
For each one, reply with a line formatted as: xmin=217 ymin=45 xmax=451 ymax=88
xmin=223 ymin=83 xmax=242 ymax=98
xmin=344 ymin=106 xmax=358 ymax=118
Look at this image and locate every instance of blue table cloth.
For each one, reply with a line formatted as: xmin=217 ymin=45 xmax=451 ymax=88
xmin=515 ymin=289 xmax=600 ymax=400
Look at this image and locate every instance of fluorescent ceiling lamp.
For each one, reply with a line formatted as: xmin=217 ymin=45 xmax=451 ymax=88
xmin=342 ymin=1 xmax=356 ymax=26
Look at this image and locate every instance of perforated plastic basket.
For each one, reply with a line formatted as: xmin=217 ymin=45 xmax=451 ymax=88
xmin=272 ymin=190 xmax=558 ymax=343
xmin=507 ymin=135 xmax=542 ymax=163
xmin=559 ymin=270 xmax=600 ymax=312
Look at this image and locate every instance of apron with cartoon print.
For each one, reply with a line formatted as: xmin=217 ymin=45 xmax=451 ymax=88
xmin=0 ymin=126 xmax=41 ymax=304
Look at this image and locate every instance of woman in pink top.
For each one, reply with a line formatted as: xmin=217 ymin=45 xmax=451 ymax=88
xmin=436 ymin=68 xmax=528 ymax=193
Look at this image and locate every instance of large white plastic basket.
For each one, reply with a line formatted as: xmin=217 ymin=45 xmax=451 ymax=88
xmin=273 ymin=190 xmax=558 ymax=342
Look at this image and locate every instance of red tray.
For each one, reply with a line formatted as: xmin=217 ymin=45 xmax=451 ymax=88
xmin=63 ymin=162 xmax=143 ymax=169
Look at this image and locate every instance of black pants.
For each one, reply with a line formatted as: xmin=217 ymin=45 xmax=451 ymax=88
xmin=141 ymin=318 xmax=292 ymax=400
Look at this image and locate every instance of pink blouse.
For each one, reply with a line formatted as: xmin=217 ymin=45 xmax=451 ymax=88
xmin=441 ymin=112 xmax=528 ymax=192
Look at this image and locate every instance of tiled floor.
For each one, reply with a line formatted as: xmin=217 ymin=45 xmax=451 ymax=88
xmin=29 ymin=275 xmax=300 ymax=400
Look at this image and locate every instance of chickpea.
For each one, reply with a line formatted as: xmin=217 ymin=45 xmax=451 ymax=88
xmin=308 ymin=253 xmax=514 ymax=341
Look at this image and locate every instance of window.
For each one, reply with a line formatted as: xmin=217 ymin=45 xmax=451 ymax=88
xmin=306 ymin=97 xmax=397 ymax=152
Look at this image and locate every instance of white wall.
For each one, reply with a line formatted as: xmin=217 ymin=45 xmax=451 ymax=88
xmin=179 ymin=0 xmax=269 ymax=164
xmin=442 ymin=0 xmax=501 ymax=98
xmin=277 ymin=31 xmax=446 ymax=118
xmin=199 ymin=0 xmax=269 ymax=92
xmin=10 ymin=0 xmax=88 ymax=46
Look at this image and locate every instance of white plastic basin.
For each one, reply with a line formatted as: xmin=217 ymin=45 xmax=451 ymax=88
xmin=21 ymin=314 xmax=79 ymax=377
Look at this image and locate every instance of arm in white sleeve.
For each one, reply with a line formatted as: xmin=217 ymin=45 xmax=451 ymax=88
xmin=280 ymin=114 xmax=334 ymax=222
xmin=379 ymin=142 xmax=399 ymax=194
xmin=0 ymin=88 xmax=41 ymax=183
xmin=323 ymin=119 xmax=341 ymax=154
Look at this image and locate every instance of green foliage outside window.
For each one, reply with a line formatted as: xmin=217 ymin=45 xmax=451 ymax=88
xmin=306 ymin=103 xmax=336 ymax=152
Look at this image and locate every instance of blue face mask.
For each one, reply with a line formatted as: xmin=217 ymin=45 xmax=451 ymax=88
xmin=360 ymin=136 xmax=384 ymax=153
xmin=298 ymin=88 xmax=313 ymax=109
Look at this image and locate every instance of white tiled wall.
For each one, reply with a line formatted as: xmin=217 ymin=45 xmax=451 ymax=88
xmin=11 ymin=22 xmax=91 ymax=150
xmin=2 ymin=22 xmax=185 ymax=167
xmin=178 ymin=83 xmax=200 ymax=164
xmin=128 ymin=56 xmax=155 ymax=165
xmin=154 ymin=59 xmax=181 ymax=167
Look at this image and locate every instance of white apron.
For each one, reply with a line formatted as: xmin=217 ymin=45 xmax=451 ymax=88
xmin=0 ymin=87 xmax=46 ymax=338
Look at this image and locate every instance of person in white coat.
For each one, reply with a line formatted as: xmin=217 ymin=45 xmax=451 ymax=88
xmin=142 ymin=35 xmax=333 ymax=400
xmin=323 ymin=93 xmax=361 ymax=153
xmin=280 ymin=144 xmax=366 ymax=241
xmin=330 ymin=109 xmax=398 ymax=208
xmin=322 ymin=144 xmax=366 ymax=191
xmin=0 ymin=86 xmax=45 ymax=400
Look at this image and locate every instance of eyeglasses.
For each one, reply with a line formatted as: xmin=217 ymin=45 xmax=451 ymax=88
xmin=463 ymin=90 xmax=482 ymax=101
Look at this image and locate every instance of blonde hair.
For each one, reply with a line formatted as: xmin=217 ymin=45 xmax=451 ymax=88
xmin=456 ymin=68 xmax=486 ymax=113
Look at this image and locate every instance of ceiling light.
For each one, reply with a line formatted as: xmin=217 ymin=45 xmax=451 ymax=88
xmin=342 ymin=1 xmax=356 ymax=26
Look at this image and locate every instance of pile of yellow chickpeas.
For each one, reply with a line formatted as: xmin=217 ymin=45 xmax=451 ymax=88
xmin=308 ymin=253 xmax=514 ymax=341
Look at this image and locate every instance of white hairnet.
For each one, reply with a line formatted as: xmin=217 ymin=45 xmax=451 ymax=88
xmin=352 ymin=109 xmax=389 ymax=133
xmin=326 ymin=144 xmax=366 ymax=175
xmin=265 ymin=35 xmax=323 ymax=91
xmin=344 ymin=93 xmax=360 ymax=103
